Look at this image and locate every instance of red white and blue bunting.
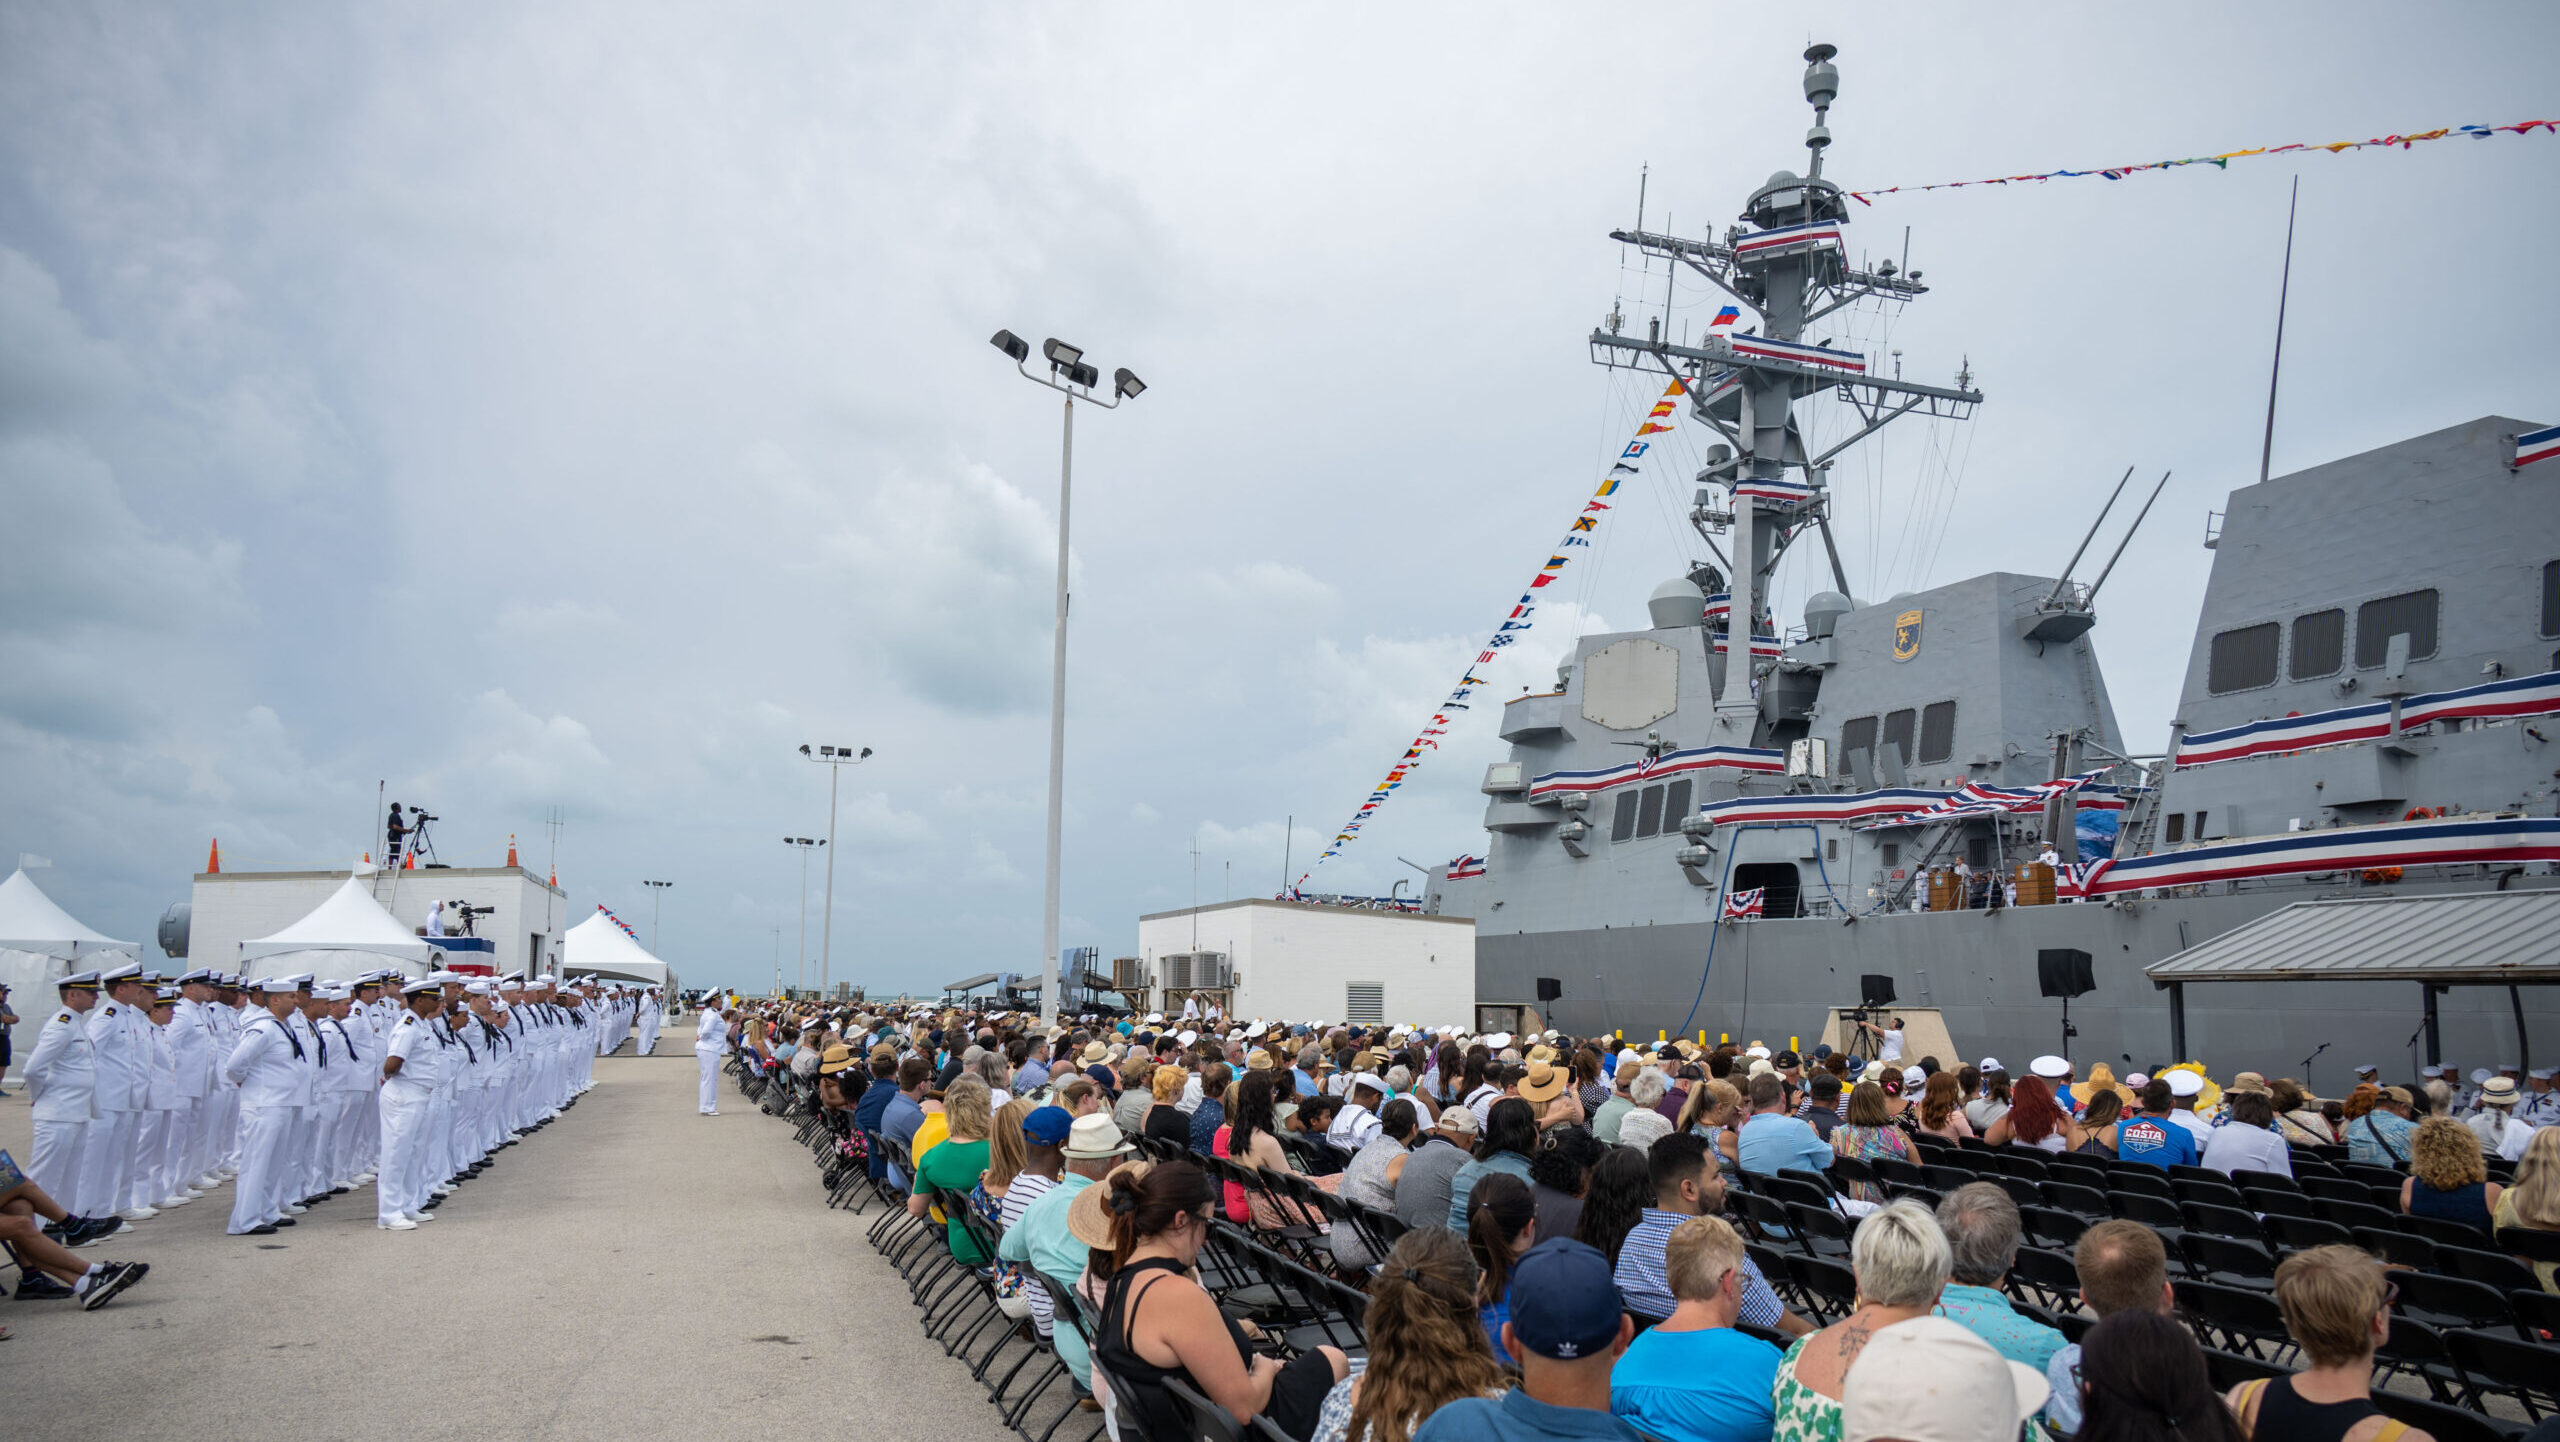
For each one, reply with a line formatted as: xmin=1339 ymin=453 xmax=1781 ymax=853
xmin=1721 ymin=888 xmax=1766 ymax=920
xmin=2512 ymin=423 xmax=2560 ymax=471
xmin=1696 ymin=773 xmax=2131 ymax=830
xmin=2173 ymin=668 xmax=2560 ymax=768
xmin=1732 ymin=219 xmax=1845 ymax=259
xmin=2074 ymin=815 xmax=2560 ymax=895
xmin=1445 ymin=854 xmax=1486 ymax=881
xmin=1697 ymin=788 xmax=1955 ymax=827
xmin=1723 ymin=334 xmax=1869 ymax=375
xmin=1715 ymin=633 xmax=1788 ymax=660
xmin=1298 ymin=376 xmax=1691 ymax=883
xmin=1528 ymin=745 xmax=1786 ymax=802
xmin=1854 ymin=773 xmax=2134 ymax=830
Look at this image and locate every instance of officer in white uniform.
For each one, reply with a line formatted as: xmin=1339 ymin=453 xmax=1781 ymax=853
xmin=637 ymin=987 xmax=664 ymax=1055
xmin=376 ymin=978 xmax=455 ymax=1229
xmin=76 ymin=961 xmax=153 ymax=1221
xmin=138 ymin=984 xmax=193 ymax=1211
xmin=169 ymin=969 xmax=224 ymax=1194
xmin=223 ymin=976 xmax=317 ymax=1235
xmin=695 ymin=997 xmax=729 ymax=1114
xmin=23 ymin=970 xmax=103 ymax=1209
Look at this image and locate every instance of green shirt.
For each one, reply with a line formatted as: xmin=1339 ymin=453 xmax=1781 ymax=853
xmin=914 ymin=1136 xmax=991 ymax=1263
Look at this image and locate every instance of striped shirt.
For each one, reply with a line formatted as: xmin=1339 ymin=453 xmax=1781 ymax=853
xmin=1613 ymin=1208 xmax=1783 ymax=1327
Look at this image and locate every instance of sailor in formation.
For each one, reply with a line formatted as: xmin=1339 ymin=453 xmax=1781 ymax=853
xmin=17 ymin=958 xmax=610 ymax=1240
xmin=636 ymin=986 xmax=664 ymax=1055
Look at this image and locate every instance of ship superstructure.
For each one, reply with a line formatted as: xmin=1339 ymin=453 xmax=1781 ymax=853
xmin=1430 ymin=45 xmax=2560 ymax=1087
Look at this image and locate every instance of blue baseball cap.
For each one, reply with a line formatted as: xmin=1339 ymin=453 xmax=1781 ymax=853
xmin=1505 ymin=1238 xmax=1625 ymax=1361
xmin=1023 ymin=1106 xmax=1074 ymax=1146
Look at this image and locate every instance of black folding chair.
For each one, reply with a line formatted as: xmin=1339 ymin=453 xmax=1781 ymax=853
xmin=1784 ymin=1201 xmax=1855 ymax=1260
xmin=2230 ymin=1167 xmax=2302 ymax=1194
xmin=1871 ymin=1156 xmax=1930 ymax=1190
xmin=2174 ymin=1176 xmax=2248 ymax=1210
xmin=2263 ymin=1213 xmax=2356 ymax=1252
xmin=1920 ymin=1163 xmax=1976 ymax=1193
xmin=2353 ymin=1226 xmax=2438 ymax=1271
xmin=2394 ymin=1271 xmax=2520 ymax=1334
xmin=2243 ymin=1188 xmax=2316 ymax=1219
xmin=1763 ymin=1173 xmax=1837 ymax=1212
xmin=2402 ymin=1213 xmax=2499 ymax=1251
xmin=2182 ymin=1200 xmax=2268 ymax=1243
xmin=2104 ymin=1166 xmax=2176 ymax=1200
xmin=1988 ymin=1174 xmax=2044 ymax=1210
xmin=2007 ymin=1245 xmax=2081 ymax=1311
xmin=2179 ymin=1232 xmax=2278 ymax=1289
xmin=2047 ymin=1149 xmax=2111 ymax=1178
xmin=2496 ymin=1225 xmax=2560 ymax=1270
xmin=2020 ymin=1205 xmax=2088 ymax=1252
xmin=2175 ymin=1279 xmax=2294 ymax=1359
xmin=2108 ymin=1190 xmax=2184 ymax=1233
xmin=2445 ymin=1327 xmax=2560 ymax=1419
xmin=2201 ymin=1346 xmax=2293 ymax=1390
xmin=2368 ymin=1384 xmax=2524 ymax=1442
xmin=2302 ymin=1173 xmax=2389 ymax=1209
xmin=2437 ymin=1244 xmax=2542 ymax=1300
xmin=1789 ymin=1253 xmax=1859 ymax=1323
xmin=2041 ymin=1179 xmax=2112 ymax=1220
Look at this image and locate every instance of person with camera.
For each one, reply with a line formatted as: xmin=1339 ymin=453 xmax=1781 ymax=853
xmin=1854 ymin=1015 xmax=1906 ymax=1064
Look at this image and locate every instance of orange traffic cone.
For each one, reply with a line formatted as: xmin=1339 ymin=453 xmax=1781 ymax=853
xmin=403 ymin=849 xmax=415 ymax=871
xmin=506 ymin=833 xmax=519 ymax=868
xmin=206 ymin=838 xmax=221 ymax=874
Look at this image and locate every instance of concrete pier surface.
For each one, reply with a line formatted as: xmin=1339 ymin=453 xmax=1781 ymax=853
xmin=0 ymin=1050 xmax=1016 ymax=1442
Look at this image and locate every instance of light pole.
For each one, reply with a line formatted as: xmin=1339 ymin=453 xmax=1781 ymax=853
xmin=641 ymin=879 xmax=673 ymax=955
xmin=990 ymin=328 xmax=1146 ymax=1027
xmin=798 ymin=744 xmax=871 ymax=998
xmin=783 ymin=836 xmax=824 ymax=996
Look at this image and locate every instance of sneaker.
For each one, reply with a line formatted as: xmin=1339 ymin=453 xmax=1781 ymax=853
xmin=156 ymin=1194 xmax=193 ymax=1208
xmin=11 ymin=1272 xmax=74 ymax=1301
xmin=193 ymin=1175 xmax=224 ymax=1190
xmin=282 ymin=1203 xmax=308 ymax=1215
xmin=119 ymin=1206 xmax=158 ymax=1221
xmin=378 ymin=1216 xmax=419 ymax=1231
xmin=79 ymin=1261 xmax=147 ymax=1311
xmin=409 ymin=1210 xmax=436 ymax=1222
xmin=68 ymin=1216 xmax=127 ymax=1247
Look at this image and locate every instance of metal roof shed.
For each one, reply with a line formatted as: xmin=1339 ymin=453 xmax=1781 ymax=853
xmin=2144 ymin=890 xmax=2560 ymax=1069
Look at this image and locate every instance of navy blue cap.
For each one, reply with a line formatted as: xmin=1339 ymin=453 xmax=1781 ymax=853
xmin=1505 ymin=1238 xmax=1625 ymax=1361
xmin=1023 ymin=1106 xmax=1073 ymax=1146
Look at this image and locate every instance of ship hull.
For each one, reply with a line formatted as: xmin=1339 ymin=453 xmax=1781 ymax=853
xmin=1475 ymin=879 xmax=2560 ymax=1094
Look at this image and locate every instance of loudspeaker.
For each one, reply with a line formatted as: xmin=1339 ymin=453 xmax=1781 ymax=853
xmin=1535 ymin=977 xmax=1563 ymax=1003
xmin=1859 ymin=973 xmax=1897 ymax=1009
xmin=2038 ymin=948 xmax=2096 ymax=1000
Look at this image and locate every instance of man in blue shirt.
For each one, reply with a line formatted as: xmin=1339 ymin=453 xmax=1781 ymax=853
xmin=879 ymin=1054 xmax=932 ymax=1186
xmin=1612 ymin=1135 xmax=1809 ymax=1335
xmin=1735 ymin=1071 xmax=1832 ymax=1179
xmin=1292 ymin=1042 xmax=1323 ymax=1099
xmin=2114 ymin=1078 xmax=2202 ymax=1170
xmin=1932 ymin=1183 xmax=2066 ymax=1372
xmin=854 ymin=1049 xmax=901 ymax=1179
xmin=996 ymin=1112 xmax=1131 ymax=1391
xmin=1415 ymin=1238 xmax=1645 ymax=1442
xmin=1611 ymin=1214 xmax=1781 ymax=1442
xmin=1014 ymin=1038 xmax=1051 ymax=1093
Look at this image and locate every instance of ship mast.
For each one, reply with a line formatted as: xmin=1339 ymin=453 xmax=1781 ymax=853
xmin=1592 ymin=43 xmax=1982 ymax=739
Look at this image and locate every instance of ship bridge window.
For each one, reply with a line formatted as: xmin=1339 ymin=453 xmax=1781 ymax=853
xmin=1839 ymin=716 xmax=1878 ymax=772
xmin=2289 ymin=609 xmax=2346 ymax=679
xmin=2355 ymin=589 xmax=2439 ymax=668
xmin=2541 ymin=560 xmax=2559 ymax=638
xmin=1662 ymin=778 xmax=1693 ymax=826
xmin=1918 ymin=701 xmax=1957 ymax=764
xmin=2207 ymin=622 xmax=2281 ymax=693
xmin=1881 ymin=709 xmax=1917 ymax=769
xmin=1611 ymin=791 xmax=1640 ymax=843
xmin=1635 ymin=784 xmax=1666 ymax=839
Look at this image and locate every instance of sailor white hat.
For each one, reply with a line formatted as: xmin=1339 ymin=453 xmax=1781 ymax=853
xmin=2422 ymin=1065 xmax=2446 ymax=1079
xmin=99 ymin=961 xmax=142 ymax=982
xmin=499 ymin=979 xmax=523 ymax=992
xmin=60 ymin=970 xmax=102 ymax=989
xmin=153 ymin=986 xmax=178 ymax=1001
xmin=2533 ymin=1069 xmax=2558 ymax=1081
xmin=466 ymin=981 xmax=494 ymax=996
xmin=1177 ymin=1029 xmax=1199 ymax=1046
xmin=1147 ymin=1012 xmax=1164 ymax=1023
xmin=258 ymin=976 xmax=300 ymax=994
xmin=177 ymin=968 xmax=213 ymax=985
xmin=1745 ymin=1045 xmax=1771 ymax=1059
xmin=1485 ymin=1032 xmax=1514 ymax=1050
xmin=2471 ymin=1068 xmax=2495 ymax=1084
xmin=2165 ymin=1069 xmax=2205 ymax=1097
xmin=1350 ymin=1072 xmax=1389 ymax=1096
xmin=318 ymin=984 xmax=350 ymax=1001
xmin=2030 ymin=1055 xmax=2072 ymax=1079
xmin=2353 ymin=1063 xmax=2380 ymax=1075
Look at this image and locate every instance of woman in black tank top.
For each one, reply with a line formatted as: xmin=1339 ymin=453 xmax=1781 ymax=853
xmin=2227 ymin=1246 xmax=2424 ymax=1442
xmin=1087 ymin=1159 xmax=1347 ymax=1441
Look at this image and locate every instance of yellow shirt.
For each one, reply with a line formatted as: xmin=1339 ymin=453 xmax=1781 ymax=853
xmin=2492 ymin=1189 xmax=2559 ymax=1293
xmin=911 ymin=1109 xmax=951 ymax=1172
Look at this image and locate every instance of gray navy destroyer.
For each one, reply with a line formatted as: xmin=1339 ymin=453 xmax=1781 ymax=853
xmin=1426 ymin=44 xmax=2560 ymax=1093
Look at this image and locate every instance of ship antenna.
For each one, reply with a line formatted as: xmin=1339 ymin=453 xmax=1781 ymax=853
xmin=2257 ymin=176 xmax=2300 ymax=485
xmin=2045 ymin=465 xmax=2135 ymax=608
xmin=2085 ymin=471 xmax=2173 ymax=605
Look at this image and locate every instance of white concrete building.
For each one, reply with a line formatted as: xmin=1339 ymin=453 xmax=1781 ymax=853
xmin=182 ymin=865 xmax=568 ymax=979
xmin=1133 ymin=900 xmax=1476 ymax=1029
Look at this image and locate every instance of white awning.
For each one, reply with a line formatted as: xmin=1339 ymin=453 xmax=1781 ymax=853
xmin=241 ymin=875 xmax=435 ymax=981
xmin=563 ymin=910 xmax=671 ymax=988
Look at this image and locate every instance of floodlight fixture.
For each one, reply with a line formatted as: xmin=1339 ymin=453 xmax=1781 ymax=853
xmin=1042 ymin=337 xmax=1084 ymax=370
xmin=1114 ymin=367 xmax=1146 ymax=401
xmin=990 ymin=329 xmax=1030 ymax=364
xmin=1067 ymin=361 xmax=1099 ymax=390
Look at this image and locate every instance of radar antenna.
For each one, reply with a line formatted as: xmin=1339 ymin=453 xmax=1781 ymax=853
xmin=1590 ymin=42 xmax=1983 ymax=733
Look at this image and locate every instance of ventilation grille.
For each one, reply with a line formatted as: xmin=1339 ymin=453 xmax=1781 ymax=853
xmin=1345 ymin=982 xmax=1385 ymax=1026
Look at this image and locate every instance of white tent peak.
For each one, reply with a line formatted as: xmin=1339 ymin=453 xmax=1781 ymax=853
xmin=563 ymin=909 xmax=671 ymax=988
xmin=0 ymin=868 xmax=137 ymax=957
xmin=240 ymin=875 xmax=434 ymax=980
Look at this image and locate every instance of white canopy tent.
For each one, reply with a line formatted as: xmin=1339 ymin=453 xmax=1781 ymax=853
xmin=562 ymin=910 xmax=674 ymax=992
xmin=0 ymin=868 xmax=139 ymax=1058
xmin=239 ymin=875 xmax=438 ymax=983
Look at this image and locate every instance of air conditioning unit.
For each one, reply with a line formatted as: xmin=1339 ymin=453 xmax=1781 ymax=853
xmin=1162 ymin=951 xmax=1231 ymax=991
xmin=1110 ymin=955 xmax=1150 ymax=993
xmin=1163 ymin=952 xmax=1191 ymax=990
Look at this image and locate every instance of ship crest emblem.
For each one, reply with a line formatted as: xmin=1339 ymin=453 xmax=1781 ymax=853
xmin=1892 ymin=609 xmax=1924 ymax=662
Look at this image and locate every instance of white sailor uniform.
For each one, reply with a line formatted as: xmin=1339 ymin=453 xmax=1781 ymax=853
xmin=22 ymin=991 xmax=99 ymax=1205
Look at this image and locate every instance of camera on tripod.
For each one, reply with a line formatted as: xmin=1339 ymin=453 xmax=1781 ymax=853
xmin=445 ymin=899 xmax=485 ymax=937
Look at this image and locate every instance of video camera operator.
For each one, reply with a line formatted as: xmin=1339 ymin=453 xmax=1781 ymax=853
xmin=385 ymin=801 xmax=409 ymax=863
xmin=1854 ymin=1014 xmax=1906 ymax=1064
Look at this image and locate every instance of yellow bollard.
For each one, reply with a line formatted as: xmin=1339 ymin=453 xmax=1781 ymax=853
xmin=1790 ymin=1037 xmax=1800 ymax=1053
xmin=1721 ymin=1033 xmax=1730 ymax=1044
xmin=1658 ymin=1030 xmax=1667 ymax=1043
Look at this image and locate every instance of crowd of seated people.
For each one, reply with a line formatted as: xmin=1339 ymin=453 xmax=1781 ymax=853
xmin=714 ymin=997 xmax=2560 ymax=1442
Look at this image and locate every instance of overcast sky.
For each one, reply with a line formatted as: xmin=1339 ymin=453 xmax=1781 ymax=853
xmin=4 ymin=4 xmax=2553 ymax=996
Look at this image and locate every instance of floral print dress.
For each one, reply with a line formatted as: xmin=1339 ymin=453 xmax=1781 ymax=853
xmin=1770 ymin=1334 xmax=1844 ymax=1442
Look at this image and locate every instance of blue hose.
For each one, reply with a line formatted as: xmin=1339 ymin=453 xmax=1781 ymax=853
xmin=1672 ymin=821 xmax=1848 ymax=1041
